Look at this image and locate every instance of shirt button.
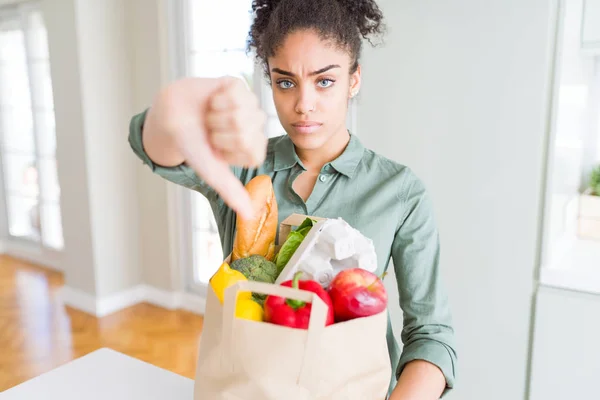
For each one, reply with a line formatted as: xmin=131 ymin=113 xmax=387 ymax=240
xmin=319 ymin=175 xmax=327 ymax=182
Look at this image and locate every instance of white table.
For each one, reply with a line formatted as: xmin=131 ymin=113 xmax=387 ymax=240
xmin=1 ymin=348 xmax=194 ymax=399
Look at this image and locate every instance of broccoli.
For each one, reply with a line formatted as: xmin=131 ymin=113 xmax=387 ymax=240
xmin=230 ymin=255 xmax=279 ymax=305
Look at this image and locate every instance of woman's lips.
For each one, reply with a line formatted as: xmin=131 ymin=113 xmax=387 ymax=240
xmin=291 ymin=121 xmax=322 ymax=134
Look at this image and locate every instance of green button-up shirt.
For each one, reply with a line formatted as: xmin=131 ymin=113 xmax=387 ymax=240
xmin=129 ymin=109 xmax=457 ymax=397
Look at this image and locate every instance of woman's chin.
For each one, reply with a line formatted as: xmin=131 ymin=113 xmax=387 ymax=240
xmin=287 ymin=131 xmax=328 ymax=150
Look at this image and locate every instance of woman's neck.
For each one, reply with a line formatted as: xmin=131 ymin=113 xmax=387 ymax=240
xmin=295 ymin=128 xmax=351 ymax=173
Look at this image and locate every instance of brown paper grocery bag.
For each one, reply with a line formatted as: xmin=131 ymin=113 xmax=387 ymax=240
xmin=193 ymin=279 xmax=392 ymax=400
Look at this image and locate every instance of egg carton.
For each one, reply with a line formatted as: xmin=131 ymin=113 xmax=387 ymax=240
xmin=274 ymin=217 xmax=378 ymax=288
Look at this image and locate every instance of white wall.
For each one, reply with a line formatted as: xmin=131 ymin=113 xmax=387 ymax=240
xmin=41 ymin=0 xmax=181 ymax=309
xmin=74 ymin=0 xmax=140 ymax=297
xmin=358 ymin=1 xmax=557 ymax=399
xmin=529 ymin=286 xmax=600 ymax=400
xmin=124 ymin=0 xmax=179 ymax=293
xmin=43 ymin=0 xmax=97 ymax=294
xmin=38 ymin=0 xmax=145 ymax=301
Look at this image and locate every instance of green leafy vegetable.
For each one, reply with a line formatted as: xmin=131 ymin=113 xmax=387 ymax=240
xmin=274 ymin=217 xmax=316 ymax=273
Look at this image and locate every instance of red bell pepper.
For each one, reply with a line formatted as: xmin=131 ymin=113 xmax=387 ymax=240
xmin=264 ymin=272 xmax=335 ymax=329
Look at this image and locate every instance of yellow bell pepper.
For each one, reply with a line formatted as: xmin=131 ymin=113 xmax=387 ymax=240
xmin=209 ymin=262 xmax=251 ymax=304
xmin=235 ymin=298 xmax=264 ymax=322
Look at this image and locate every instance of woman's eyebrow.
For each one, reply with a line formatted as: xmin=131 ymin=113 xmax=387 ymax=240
xmin=310 ymin=64 xmax=341 ymax=75
xmin=271 ymin=64 xmax=341 ymax=77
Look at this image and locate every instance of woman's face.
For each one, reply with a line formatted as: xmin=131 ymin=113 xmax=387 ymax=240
xmin=268 ymin=29 xmax=361 ymax=151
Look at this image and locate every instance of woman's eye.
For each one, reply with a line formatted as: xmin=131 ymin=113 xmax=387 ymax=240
xmin=277 ymin=80 xmax=294 ymax=89
xmin=317 ymin=79 xmax=334 ymax=88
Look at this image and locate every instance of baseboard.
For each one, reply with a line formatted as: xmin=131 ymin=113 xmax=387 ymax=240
xmin=3 ymin=240 xmax=63 ymax=272
xmin=177 ymin=292 xmax=207 ymax=315
xmin=59 ymin=284 xmax=206 ymax=317
xmin=97 ymin=285 xmax=147 ymax=316
xmin=139 ymin=285 xmax=206 ymax=315
xmin=60 ymin=286 xmax=100 ymax=316
xmin=141 ymin=284 xmax=181 ymax=309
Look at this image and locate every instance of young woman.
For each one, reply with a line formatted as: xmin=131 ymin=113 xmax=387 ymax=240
xmin=129 ymin=0 xmax=456 ymax=398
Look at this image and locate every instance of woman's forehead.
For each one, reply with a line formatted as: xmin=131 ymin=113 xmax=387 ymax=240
xmin=269 ymin=30 xmax=351 ymax=73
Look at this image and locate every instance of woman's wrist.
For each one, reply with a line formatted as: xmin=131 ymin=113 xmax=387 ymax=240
xmin=389 ymin=360 xmax=446 ymax=400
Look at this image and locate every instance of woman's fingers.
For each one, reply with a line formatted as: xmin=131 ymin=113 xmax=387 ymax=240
xmin=209 ymin=76 xmax=258 ymax=111
xmin=177 ymin=128 xmax=255 ymax=220
xmin=205 ymin=77 xmax=268 ymax=167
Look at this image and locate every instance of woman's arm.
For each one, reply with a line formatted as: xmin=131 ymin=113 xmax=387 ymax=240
xmin=389 ymin=169 xmax=457 ymax=399
xmin=389 ymin=360 xmax=446 ymax=400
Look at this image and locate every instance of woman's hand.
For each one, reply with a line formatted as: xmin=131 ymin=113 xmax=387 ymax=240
xmin=143 ymin=76 xmax=267 ymax=219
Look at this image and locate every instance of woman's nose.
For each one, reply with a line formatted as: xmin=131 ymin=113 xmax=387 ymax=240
xmin=294 ymin=87 xmax=316 ymax=114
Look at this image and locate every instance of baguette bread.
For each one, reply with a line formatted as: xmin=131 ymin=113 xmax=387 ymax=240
xmin=231 ymin=175 xmax=278 ymax=262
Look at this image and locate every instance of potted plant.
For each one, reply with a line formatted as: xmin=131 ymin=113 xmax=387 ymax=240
xmin=578 ymin=164 xmax=600 ymax=240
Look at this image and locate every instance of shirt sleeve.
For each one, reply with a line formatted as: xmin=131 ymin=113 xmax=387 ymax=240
xmin=391 ymin=170 xmax=457 ymax=397
xmin=128 ymin=108 xmax=237 ymax=202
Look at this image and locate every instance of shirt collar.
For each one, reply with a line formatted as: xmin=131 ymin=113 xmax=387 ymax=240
xmin=273 ymin=132 xmax=364 ymax=178
xmin=329 ymin=132 xmax=364 ymax=178
xmin=273 ymin=134 xmax=300 ymax=171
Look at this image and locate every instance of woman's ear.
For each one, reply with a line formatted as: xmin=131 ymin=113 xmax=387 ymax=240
xmin=349 ymin=64 xmax=362 ymax=99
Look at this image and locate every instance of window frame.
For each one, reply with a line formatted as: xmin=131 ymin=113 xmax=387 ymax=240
xmin=0 ymin=0 xmax=63 ymax=268
xmin=537 ymin=0 xmax=600 ymax=296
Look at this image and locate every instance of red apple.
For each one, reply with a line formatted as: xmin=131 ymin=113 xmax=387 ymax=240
xmin=328 ymin=268 xmax=388 ymax=322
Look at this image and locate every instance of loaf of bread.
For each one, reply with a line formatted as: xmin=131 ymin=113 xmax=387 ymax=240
xmin=231 ymin=175 xmax=278 ymax=262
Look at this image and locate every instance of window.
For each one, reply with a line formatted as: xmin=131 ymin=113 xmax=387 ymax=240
xmin=0 ymin=3 xmax=63 ymax=250
xmin=539 ymin=0 xmax=600 ymax=294
xmin=173 ymin=0 xmax=283 ymax=291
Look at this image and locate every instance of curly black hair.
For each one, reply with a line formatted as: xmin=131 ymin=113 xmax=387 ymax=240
xmin=247 ymin=0 xmax=386 ymax=79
